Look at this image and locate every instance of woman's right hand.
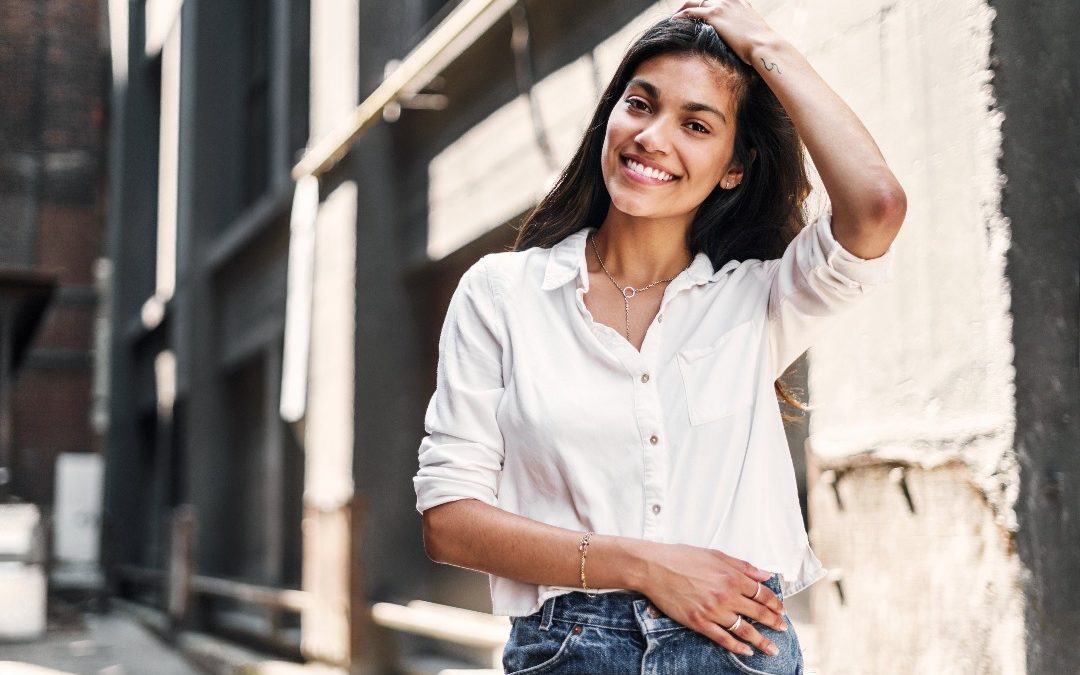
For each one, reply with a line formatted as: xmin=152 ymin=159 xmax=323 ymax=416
xmin=634 ymin=541 xmax=789 ymax=657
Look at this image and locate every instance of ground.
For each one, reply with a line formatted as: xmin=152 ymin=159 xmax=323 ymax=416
xmin=0 ymin=607 xmax=198 ymax=675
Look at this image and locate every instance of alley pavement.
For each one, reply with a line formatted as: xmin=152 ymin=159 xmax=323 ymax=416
xmin=0 ymin=611 xmax=198 ymax=675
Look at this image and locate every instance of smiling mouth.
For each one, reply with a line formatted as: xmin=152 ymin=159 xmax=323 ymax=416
xmin=622 ymin=156 xmax=676 ymax=183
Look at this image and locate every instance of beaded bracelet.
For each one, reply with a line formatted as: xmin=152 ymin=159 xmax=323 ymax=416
xmin=578 ymin=531 xmax=596 ymax=595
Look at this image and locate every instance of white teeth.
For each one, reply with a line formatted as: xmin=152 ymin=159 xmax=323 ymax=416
xmin=626 ymin=159 xmax=673 ymax=182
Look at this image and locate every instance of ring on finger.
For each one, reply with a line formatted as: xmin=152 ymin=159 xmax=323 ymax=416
xmin=724 ymin=614 xmax=743 ymax=632
xmin=750 ymin=582 xmax=762 ymax=601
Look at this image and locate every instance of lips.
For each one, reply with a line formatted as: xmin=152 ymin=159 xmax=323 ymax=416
xmin=621 ymin=155 xmax=677 ymax=183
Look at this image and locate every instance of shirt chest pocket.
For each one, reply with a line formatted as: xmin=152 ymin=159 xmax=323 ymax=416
xmin=676 ymin=320 xmax=760 ymax=426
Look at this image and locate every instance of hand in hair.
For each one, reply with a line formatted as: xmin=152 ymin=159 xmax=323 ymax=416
xmin=672 ymin=0 xmax=778 ymax=66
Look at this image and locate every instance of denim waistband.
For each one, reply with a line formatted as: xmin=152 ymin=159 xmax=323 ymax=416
xmin=537 ymin=573 xmax=783 ymax=634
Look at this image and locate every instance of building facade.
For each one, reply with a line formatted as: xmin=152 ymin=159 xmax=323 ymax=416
xmin=0 ymin=0 xmax=106 ymax=513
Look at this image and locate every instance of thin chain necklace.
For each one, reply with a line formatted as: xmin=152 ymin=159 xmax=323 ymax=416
xmin=589 ymin=233 xmax=692 ymax=342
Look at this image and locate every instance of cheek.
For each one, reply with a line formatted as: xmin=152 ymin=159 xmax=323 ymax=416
xmin=604 ymin=110 xmax=637 ymax=148
xmin=687 ymin=145 xmax=732 ymax=185
xmin=600 ymin=135 xmax=615 ymax=183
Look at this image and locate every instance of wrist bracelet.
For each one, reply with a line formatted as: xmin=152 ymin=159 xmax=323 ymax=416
xmin=578 ymin=531 xmax=596 ymax=595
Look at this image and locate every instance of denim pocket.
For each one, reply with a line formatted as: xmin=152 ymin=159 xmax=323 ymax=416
xmin=502 ymin=615 xmax=583 ymax=675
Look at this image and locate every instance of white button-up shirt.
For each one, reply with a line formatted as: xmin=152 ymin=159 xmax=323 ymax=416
xmin=414 ymin=212 xmax=895 ymax=616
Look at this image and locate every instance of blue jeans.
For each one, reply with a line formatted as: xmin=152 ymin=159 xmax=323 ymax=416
xmin=502 ymin=574 xmax=803 ymax=674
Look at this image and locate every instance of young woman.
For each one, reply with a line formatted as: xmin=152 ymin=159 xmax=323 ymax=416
xmin=414 ymin=2 xmax=905 ymax=673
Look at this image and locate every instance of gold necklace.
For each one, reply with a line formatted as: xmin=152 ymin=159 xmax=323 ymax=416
xmin=589 ymin=233 xmax=691 ymax=342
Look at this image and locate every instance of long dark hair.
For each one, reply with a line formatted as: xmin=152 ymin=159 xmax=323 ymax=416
xmin=513 ymin=16 xmax=811 ymax=405
xmin=513 ymin=16 xmax=810 ymax=269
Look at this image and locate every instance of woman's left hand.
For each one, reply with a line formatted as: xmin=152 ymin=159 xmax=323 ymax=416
xmin=672 ymin=0 xmax=777 ymax=66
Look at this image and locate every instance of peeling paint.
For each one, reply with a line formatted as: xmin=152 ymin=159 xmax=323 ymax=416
xmin=806 ymin=0 xmax=1019 ymax=532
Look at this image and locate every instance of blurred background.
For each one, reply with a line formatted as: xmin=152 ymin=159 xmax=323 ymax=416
xmin=0 ymin=0 xmax=1076 ymax=673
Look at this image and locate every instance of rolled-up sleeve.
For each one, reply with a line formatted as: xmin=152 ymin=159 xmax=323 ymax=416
xmin=767 ymin=211 xmax=896 ymax=378
xmin=414 ymin=256 xmax=506 ymax=513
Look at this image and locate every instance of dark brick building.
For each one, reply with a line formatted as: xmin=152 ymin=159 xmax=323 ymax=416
xmin=0 ymin=0 xmax=106 ymax=505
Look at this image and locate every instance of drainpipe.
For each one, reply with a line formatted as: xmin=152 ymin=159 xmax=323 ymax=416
xmin=280 ymin=0 xmax=516 ymax=423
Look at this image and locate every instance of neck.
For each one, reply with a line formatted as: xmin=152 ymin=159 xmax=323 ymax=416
xmin=589 ymin=206 xmax=695 ymax=286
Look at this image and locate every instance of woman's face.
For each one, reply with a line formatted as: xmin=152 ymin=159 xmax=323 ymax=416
xmin=601 ymin=53 xmax=745 ymax=226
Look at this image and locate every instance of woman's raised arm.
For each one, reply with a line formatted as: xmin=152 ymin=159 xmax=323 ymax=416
xmin=674 ymin=0 xmax=907 ymax=259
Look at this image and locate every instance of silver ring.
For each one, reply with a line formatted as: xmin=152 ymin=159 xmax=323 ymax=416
xmin=724 ymin=614 xmax=743 ymax=632
xmin=750 ymin=582 xmax=762 ymax=601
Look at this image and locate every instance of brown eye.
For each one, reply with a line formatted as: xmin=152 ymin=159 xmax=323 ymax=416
xmin=625 ymin=97 xmax=650 ymax=112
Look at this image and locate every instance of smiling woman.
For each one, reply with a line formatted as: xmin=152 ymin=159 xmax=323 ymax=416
xmin=414 ymin=2 xmax=905 ymax=673
xmin=603 ymin=55 xmax=746 ymax=227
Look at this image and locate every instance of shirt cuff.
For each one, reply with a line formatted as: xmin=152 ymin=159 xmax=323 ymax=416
xmin=815 ymin=211 xmax=896 ymax=287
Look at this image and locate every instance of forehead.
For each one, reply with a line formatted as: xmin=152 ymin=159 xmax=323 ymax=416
xmin=628 ymin=53 xmax=741 ymax=112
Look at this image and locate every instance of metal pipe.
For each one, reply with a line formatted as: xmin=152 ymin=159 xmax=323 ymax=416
xmin=290 ymin=0 xmax=517 ymax=180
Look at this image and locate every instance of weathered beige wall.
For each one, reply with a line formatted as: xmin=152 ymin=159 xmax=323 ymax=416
xmin=808 ymin=459 xmax=1023 ymax=674
xmin=792 ymin=0 xmax=1024 ymax=671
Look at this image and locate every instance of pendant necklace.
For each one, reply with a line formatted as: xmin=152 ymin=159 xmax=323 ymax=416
xmin=589 ymin=233 xmax=691 ymax=342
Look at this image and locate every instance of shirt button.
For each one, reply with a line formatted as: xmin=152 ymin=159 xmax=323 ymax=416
xmin=657 ymin=314 xmax=663 ymax=323
xmin=640 ymin=373 xmax=650 ymax=384
xmin=652 ymin=504 xmax=662 ymax=515
xmin=649 ymin=435 xmax=659 ymax=445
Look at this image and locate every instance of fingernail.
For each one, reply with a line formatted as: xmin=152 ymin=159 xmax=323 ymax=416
xmin=767 ymin=644 xmax=780 ymax=656
xmin=742 ymin=647 xmax=754 ymax=656
xmin=778 ymin=622 xmax=788 ymax=631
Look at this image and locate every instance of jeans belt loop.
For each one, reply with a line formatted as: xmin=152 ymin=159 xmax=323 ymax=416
xmin=539 ymin=595 xmax=556 ymax=631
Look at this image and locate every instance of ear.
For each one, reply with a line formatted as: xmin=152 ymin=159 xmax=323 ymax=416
xmin=719 ymin=148 xmax=756 ymax=190
xmin=719 ymin=160 xmax=745 ymax=190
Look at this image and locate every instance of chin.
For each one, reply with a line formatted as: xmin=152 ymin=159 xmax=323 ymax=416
xmin=606 ymin=185 xmax=688 ymax=221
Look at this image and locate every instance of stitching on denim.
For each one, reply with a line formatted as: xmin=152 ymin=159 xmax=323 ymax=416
xmin=549 ymin=617 xmax=688 ymax=634
xmin=539 ymin=596 xmax=555 ymax=631
xmin=505 ymin=623 xmax=581 ymax=675
xmin=725 ymin=651 xmax=785 ymax=675
xmin=549 ymin=617 xmax=638 ymax=633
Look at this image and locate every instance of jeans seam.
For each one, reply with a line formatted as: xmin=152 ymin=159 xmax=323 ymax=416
xmin=549 ymin=617 xmax=639 ymax=632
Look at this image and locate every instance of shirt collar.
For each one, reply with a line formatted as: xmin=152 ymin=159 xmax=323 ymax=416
xmin=540 ymin=227 xmax=723 ymax=291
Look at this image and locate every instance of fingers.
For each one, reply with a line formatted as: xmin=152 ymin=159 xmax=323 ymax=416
xmin=694 ymin=613 xmax=780 ymax=659
xmin=733 ymin=590 xmax=786 ymax=631
xmin=715 ymin=550 xmax=773 ymax=582
xmin=695 ymin=619 xmax=754 ymax=657
xmin=716 ymin=556 xmax=785 ymax=624
xmin=744 ymin=578 xmax=786 ymax=617
xmin=725 ymin=614 xmax=782 ymax=657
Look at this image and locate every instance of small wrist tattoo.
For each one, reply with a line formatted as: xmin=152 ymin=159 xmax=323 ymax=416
xmin=759 ymin=56 xmax=782 ymax=74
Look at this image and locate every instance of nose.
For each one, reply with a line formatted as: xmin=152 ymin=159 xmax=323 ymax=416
xmin=634 ymin=118 xmax=673 ymax=154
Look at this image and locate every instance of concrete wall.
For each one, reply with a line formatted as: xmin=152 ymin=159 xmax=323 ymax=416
xmin=800 ymin=0 xmax=1077 ymax=671
xmin=105 ymin=0 xmax=310 ymax=609
xmin=990 ymin=0 xmax=1080 ymax=670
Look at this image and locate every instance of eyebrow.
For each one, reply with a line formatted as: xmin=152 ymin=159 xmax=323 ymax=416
xmin=627 ymin=78 xmax=728 ymax=125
